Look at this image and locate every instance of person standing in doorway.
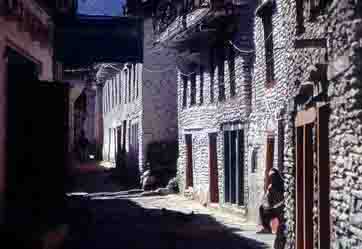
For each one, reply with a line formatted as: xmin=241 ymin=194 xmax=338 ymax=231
xmin=79 ymin=130 xmax=89 ymax=162
xmin=257 ymin=168 xmax=284 ymax=233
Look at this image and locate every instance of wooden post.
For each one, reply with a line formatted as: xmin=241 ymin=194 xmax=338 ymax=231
xmin=296 ymin=126 xmax=304 ymax=249
xmin=317 ymin=105 xmax=330 ymax=249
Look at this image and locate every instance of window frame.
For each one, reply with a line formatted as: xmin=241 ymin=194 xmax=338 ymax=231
xmin=209 ymin=46 xmax=215 ymax=103
xmin=182 ymin=75 xmax=188 ymax=108
xmin=190 ymin=71 xmax=196 ymax=106
xmin=262 ymin=12 xmax=275 ymax=88
xmin=199 ymin=65 xmax=204 ymax=105
xmin=228 ymin=44 xmax=236 ymax=97
xmin=217 ymin=46 xmax=225 ymax=102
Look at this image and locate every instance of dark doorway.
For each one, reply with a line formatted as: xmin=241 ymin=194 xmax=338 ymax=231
xmin=185 ymin=134 xmax=193 ymax=188
xmin=117 ymin=126 xmax=122 ymax=152
xmin=295 ymin=106 xmax=330 ymax=249
xmin=5 ymin=47 xmax=69 ymax=241
xmin=223 ymin=128 xmax=244 ymax=206
xmin=209 ymin=133 xmax=219 ymax=203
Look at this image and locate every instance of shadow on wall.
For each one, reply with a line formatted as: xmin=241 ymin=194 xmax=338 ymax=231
xmin=145 ymin=140 xmax=178 ymax=186
xmin=112 ymin=149 xmax=141 ymax=188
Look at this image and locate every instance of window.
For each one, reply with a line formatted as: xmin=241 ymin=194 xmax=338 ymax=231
xmin=109 ymin=80 xmax=112 ymax=109
xmin=124 ymin=69 xmax=128 ymax=103
xmin=118 ymin=74 xmax=122 ymax=103
xmin=182 ymin=75 xmax=188 ymax=108
xmin=251 ymin=149 xmax=258 ymax=173
xmin=128 ymin=68 xmax=131 ymax=103
xmin=133 ymin=64 xmax=136 ymax=101
xmin=190 ymin=72 xmax=196 ymax=105
xmin=306 ymin=0 xmax=333 ymax=21
xmin=228 ymin=45 xmax=236 ymax=97
xmin=217 ymin=46 xmax=225 ymax=101
xmin=210 ymin=47 xmax=215 ymax=103
xmin=103 ymin=87 xmax=106 ymax=114
xmin=112 ymin=78 xmax=116 ymax=108
xmin=115 ymin=77 xmax=118 ymax=106
xmin=105 ymin=83 xmax=108 ymax=113
xmin=128 ymin=121 xmax=131 ymax=150
xmin=296 ymin=0 xmax=305 ymax=34
xmin=108 ymin=81 xmax=111 ymax=111
xmin=135 ymin=64 xmax=139 ymax=99
xmin=199 ymin=66 xmax=204 ymax=105
xmin=262 ymin=13 xmax=275 ymax=87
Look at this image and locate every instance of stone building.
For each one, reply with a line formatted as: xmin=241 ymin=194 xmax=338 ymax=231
xmin=100 ymin=1 xmax=178 ymax=180
xmin=150 ymin=0 xmax=257 ymax=210
xmin=246 ymin=0 xmax=291 ymax=224
xmin=0 ymin=0 xmax=78 ymax=226
xmin=251 ymin=0 xmax=362 ymax=249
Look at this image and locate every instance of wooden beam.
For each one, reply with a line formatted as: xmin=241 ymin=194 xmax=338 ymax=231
xmin=295 ymin=107 xmax=317 ymax=127
xmin=294 ymin=39 xmax=327 ymax=49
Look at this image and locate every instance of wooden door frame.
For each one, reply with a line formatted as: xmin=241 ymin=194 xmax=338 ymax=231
xmin=185 ymin=134 xmax=193 ymax=188
xmin=264 ymin=134 xmax=275 ymax=192
xmin=208 ymin=133 xmax=219 ymax=203
xmin=295 ymin=105 xmax=330 ymax=249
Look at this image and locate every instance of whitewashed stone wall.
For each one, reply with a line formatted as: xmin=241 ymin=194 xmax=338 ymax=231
xmin=177 ymin=50 xmax=254 ymax=207
xmin=247 ymin=0 xmax=293 ymax=223
xmin=175 ymin=2 xmax=257 ymax=213
xmin=102 ymin=17 xmax=178 ymax=174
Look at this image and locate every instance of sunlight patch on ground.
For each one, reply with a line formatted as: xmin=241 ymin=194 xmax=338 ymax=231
xmin=66 ymin=192 xmax=89 ymax=197
xmin=99 ymin=161 xmax=116 ymax=169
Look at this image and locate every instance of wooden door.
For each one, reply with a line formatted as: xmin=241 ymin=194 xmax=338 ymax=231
xmin=209 ymin=133 xmax=219 ymax=203
xmin=264 ymin=135 xmax=275 ymax=192
xmin=185 ymin=134 xmax=193 ymax=187
xmin=295 ymin=106 xmax=330 ymax=249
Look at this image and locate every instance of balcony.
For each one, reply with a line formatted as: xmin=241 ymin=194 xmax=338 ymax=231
xmin=153 ymin=0 xmax=246 ymax=43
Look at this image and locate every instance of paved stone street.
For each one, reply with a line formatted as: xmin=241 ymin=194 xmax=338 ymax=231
xmin=63 ymin=165 xmax=275 ymax=249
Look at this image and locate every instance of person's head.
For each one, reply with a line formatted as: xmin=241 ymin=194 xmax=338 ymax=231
xmin=269 ymin=168 xmax=284 ymax=191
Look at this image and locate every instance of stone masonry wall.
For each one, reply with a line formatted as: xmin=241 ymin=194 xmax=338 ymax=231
xmin=175 ymin=2 xmax=256 ymax=213
xmin=177 ymin=51 xmax=253 ymax=208
xmin=247 ymin=0 xmax=293 ymax=223
xmin=325 ymin=2 xmax=362 ymax=248
xmin=275 ymin=1 xmax=362 ymax=249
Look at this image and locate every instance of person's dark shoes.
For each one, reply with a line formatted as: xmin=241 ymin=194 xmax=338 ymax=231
xmin=256 ymin=227 xmax=272 ymax=234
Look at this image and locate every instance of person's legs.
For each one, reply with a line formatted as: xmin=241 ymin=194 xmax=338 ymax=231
xmin=273 ymin=206 xmax=286 ymax=249
xmin=257 ymin=206 xmax=272 ymax=233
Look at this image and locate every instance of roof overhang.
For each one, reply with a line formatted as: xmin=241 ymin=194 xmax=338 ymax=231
xmin=55 ymin=15 xmax=143 ymax=69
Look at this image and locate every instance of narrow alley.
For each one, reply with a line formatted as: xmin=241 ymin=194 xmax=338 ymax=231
xmin=2 ymin=1 xmax=362 ymax=249
xmin=64 ymin=162 xmax=274 ymax=249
